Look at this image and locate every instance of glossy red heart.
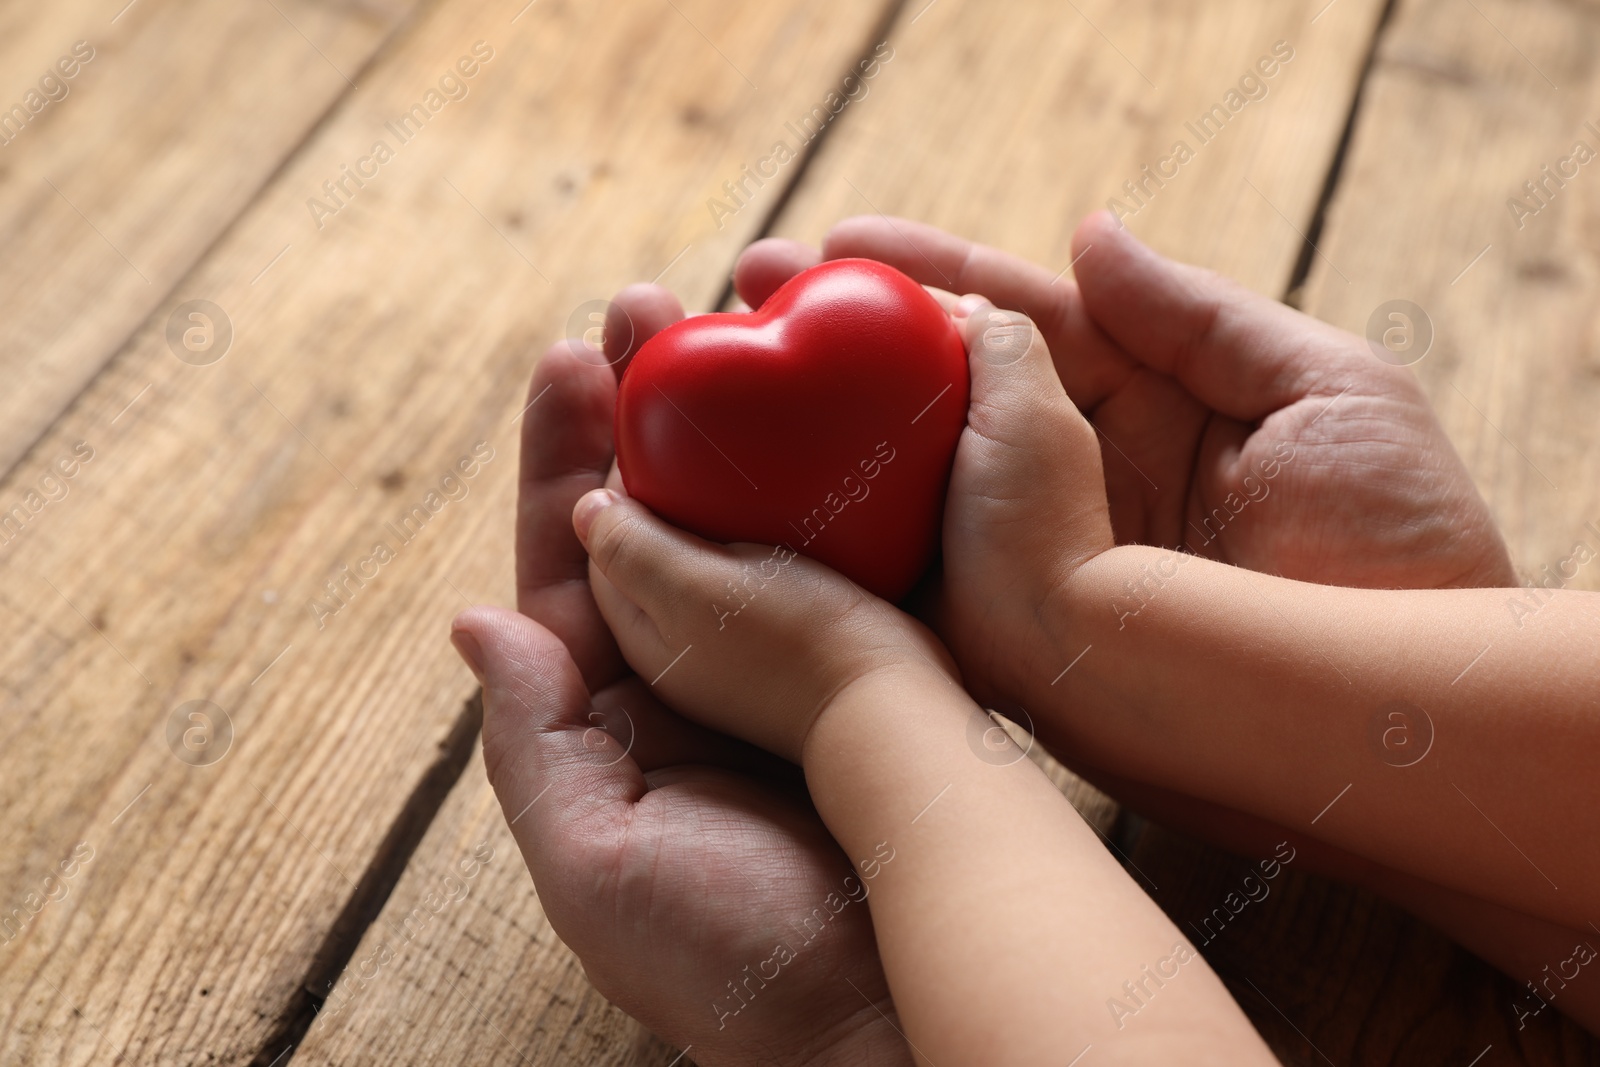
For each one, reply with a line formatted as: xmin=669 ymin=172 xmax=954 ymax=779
xmin=615 ymin=259 xmax=969 ymax=601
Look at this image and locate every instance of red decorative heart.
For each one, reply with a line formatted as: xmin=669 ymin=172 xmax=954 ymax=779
xmin=615 ymin=259 xmax=969 ymax=601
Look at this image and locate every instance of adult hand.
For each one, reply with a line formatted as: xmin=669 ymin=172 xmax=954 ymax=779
xmin=451 ymin=294 xmax=910 ymax=1067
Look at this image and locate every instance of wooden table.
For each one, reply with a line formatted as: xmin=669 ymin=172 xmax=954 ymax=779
xmin=2 ymin=0 xmax=1596 ymax=1063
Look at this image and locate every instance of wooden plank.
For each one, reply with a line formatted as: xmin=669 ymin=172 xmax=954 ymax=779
xmin=0 ymin=1 xmax=898 ymax=1063
xmin=1120 ymin=0 xmax=1600 ymax=1061
xmin=1127 ymin=822 xmax=1599 ymax=1067
xmin=0 ymin=0 xmax=427 ymax=480
xmin=298 ymin=1 xmax=1397 ymax=1063
xmin=767 ymin=0 xmax=1389 ymax=296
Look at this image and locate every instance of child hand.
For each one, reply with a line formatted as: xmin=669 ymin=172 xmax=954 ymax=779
xmin=571 ymin=485 xmax=957 ymax=764
xmin=927 ymin=297 xmax=1116 ymax=711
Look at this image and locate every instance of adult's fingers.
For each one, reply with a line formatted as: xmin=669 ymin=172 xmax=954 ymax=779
xmin=517 ymin=285 xmax=685 ymax=691
xmin=823 ymin=215 xmax=1135 ymax=409
xmin=733 ymin=238 xmax=821 ymax=309
xmin=452 ymin=606 xmax=646 ymax=884
xmin=516 ymin=342 xmax=627 ymax=690
xmin=454 ymin=607 xmax=798 ymax=821
xmin=600 ymin=283 xmax=685 ymax=378
xmin=1070 ymin=211 xmax=1362 ymax=422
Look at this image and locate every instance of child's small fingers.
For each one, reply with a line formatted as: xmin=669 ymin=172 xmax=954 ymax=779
xmin=954 ymin=299 xmax=1047 ymax=370
xmin=951 ymin=300 xmax=1109 ymax=512
xmin=587 ymin=562 xmax=657 ymax=645
xmin=574 ymin=489 xmax=727 ymax=636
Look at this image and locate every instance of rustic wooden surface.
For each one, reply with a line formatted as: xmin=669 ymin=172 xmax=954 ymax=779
xmin=0 ymin=0 xmax=428 ymax=477
xmin=0 ymin=0 xmax=1595 ymax=1064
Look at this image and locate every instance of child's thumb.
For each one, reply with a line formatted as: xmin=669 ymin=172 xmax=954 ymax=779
xmin=951 ymin=297 xmax=1088 ymax=452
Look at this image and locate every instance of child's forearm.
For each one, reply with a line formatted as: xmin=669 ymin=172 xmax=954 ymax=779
xmin=1033 ymin=545 xmax=1600 ymax=928
xmin=802 ymin=665 xmax=1276 ymax=1065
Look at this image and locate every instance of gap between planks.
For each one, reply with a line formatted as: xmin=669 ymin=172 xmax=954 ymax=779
xmin=711 ymin=0 xmax=915 ymax=312
xmin=1282 ymin=0 xmax=1402 ymax=307
xmin=250 ymin=691 xmax=483 ymax=1067
xmin=243 ymin=2 xmax=1395 ymax=1063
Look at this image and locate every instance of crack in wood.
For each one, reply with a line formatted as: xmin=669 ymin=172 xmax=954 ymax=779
xmin=1283 ymin=0 xmax=1402 ymax=309
xmin=248 ymin=690 xmax=484 ymax=1067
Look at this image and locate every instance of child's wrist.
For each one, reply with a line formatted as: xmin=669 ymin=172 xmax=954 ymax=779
xmin=798 ymin=660 xmax=978 ymax=848
xmin=1002 ymin=543 xmax=1123 ymax=706
xmin=1020 ymin=544 xmax=1181 ymax=714
xmin=800 ymin=659 xmax=965 ymax=773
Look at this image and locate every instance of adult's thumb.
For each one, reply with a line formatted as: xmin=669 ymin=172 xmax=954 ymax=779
xmin=450 ymin=607 xmax=644 ymax=862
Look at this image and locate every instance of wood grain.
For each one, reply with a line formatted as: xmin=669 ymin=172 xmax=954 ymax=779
xmin=0 ymin=0 xmax=426 ymax=480
xmin=0 ymin=1 xmax=900 ymax=1062
xmin=1128 ymin=822 xmax=1600 ymax=1067
xmin=291 ymin=740 xmax=684 ymax=1066
xmin=6 ymin=0 xmax=1590 ymax=1061
xmin=767 ymin=0 xmax=1389 ymax=296
xmin=777 ymin=0 xmax=1600 ymax=1060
